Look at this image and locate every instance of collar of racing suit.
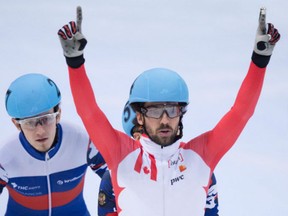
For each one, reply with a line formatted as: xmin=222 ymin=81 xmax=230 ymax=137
xmin=133 ymin=135 xmax=183 ymax=181
xmin=139 ymin=135 xmax=182 ymax=161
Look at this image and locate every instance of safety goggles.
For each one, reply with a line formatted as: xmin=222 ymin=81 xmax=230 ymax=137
xmin=16 ymin=112 xmax=59 ymax=130
xmin=141 ymin=104 xmax=183 ymax=119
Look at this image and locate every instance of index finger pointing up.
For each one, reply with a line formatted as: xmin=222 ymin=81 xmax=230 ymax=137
xmin=259 ymin=7 xmax=266 ymax=34
xmin=76 ymin=6 xmax=83 ymax=33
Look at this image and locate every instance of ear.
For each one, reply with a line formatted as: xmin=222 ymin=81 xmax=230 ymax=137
xmin=56 ymin=108 xmax=62 ymax=124
xmin=11 ymin=118 xmax=21 ymax=131
xmin=136 ymin=112 xmax=144 ymax=125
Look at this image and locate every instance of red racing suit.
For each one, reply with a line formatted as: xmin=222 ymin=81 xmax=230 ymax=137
xmin=68 ymin=61 xmax=265 ymax=216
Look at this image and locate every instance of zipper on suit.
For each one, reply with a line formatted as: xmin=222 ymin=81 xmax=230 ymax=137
xmin=45 ymin=152 xmax=52 ymax=216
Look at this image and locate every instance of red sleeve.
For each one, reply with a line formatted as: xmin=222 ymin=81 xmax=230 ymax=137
xmin=187 ymin=61 xmax=266 ymax=170
xmin=68 ymin=65 xmax=136 ymax=169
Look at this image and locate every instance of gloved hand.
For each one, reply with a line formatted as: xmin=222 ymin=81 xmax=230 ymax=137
xmin=254 ymin=7 xmax=280 ymax=56
xmin=252 ymin=7 xmax=280 ymax=68
xmin=58 ymin=6 xmax=87 ymax=67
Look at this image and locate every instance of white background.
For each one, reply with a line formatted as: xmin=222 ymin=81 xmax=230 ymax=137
xmin=0 ymin=0 xmax=287 ymax=215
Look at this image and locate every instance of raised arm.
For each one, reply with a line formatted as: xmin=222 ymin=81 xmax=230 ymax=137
xmin=57 ymin=7 xmax=134 ymax=166
xmin=190 ymin=8 xmax=280 ymax=170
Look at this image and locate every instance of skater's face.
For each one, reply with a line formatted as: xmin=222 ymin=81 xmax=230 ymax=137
xmin=137 ymin=102 xmax=181 ymax=146
xmin=12 ymin=108 xmax=61 ymax=152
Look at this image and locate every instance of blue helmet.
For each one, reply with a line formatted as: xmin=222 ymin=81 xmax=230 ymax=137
xmin=5 ymin=73 xmax=61 ymax=118
xmin=128 ymin=68 xmax=189 ymax=105
xmin=122 ymin=101 xmax=136 ymax=137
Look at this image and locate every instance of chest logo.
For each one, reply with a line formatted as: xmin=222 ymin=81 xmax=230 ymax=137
xmin=170 ymin=174 xmax=184 ymax=185
xmin=168 ymin=153 xmax=184 ymax=168
xmin=178 ymin=165 xmax=187 ymax=172
xmin=143 ymin=166 xmax=150 ymax=174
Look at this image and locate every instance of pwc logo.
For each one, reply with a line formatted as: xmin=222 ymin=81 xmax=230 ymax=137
xmin=170 ymin=174 xmax=184 ymax=185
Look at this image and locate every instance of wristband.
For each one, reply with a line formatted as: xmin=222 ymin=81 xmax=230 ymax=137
xmin=66 ymin=55 xmax=85 ymax=68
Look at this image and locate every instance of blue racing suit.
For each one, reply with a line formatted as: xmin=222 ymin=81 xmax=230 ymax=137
xmin=0 ymin=123 xmax=107 ymax=216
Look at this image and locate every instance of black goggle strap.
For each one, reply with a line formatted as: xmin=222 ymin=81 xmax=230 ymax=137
xmin=141 ymin=105 xmax=184 ymax=117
